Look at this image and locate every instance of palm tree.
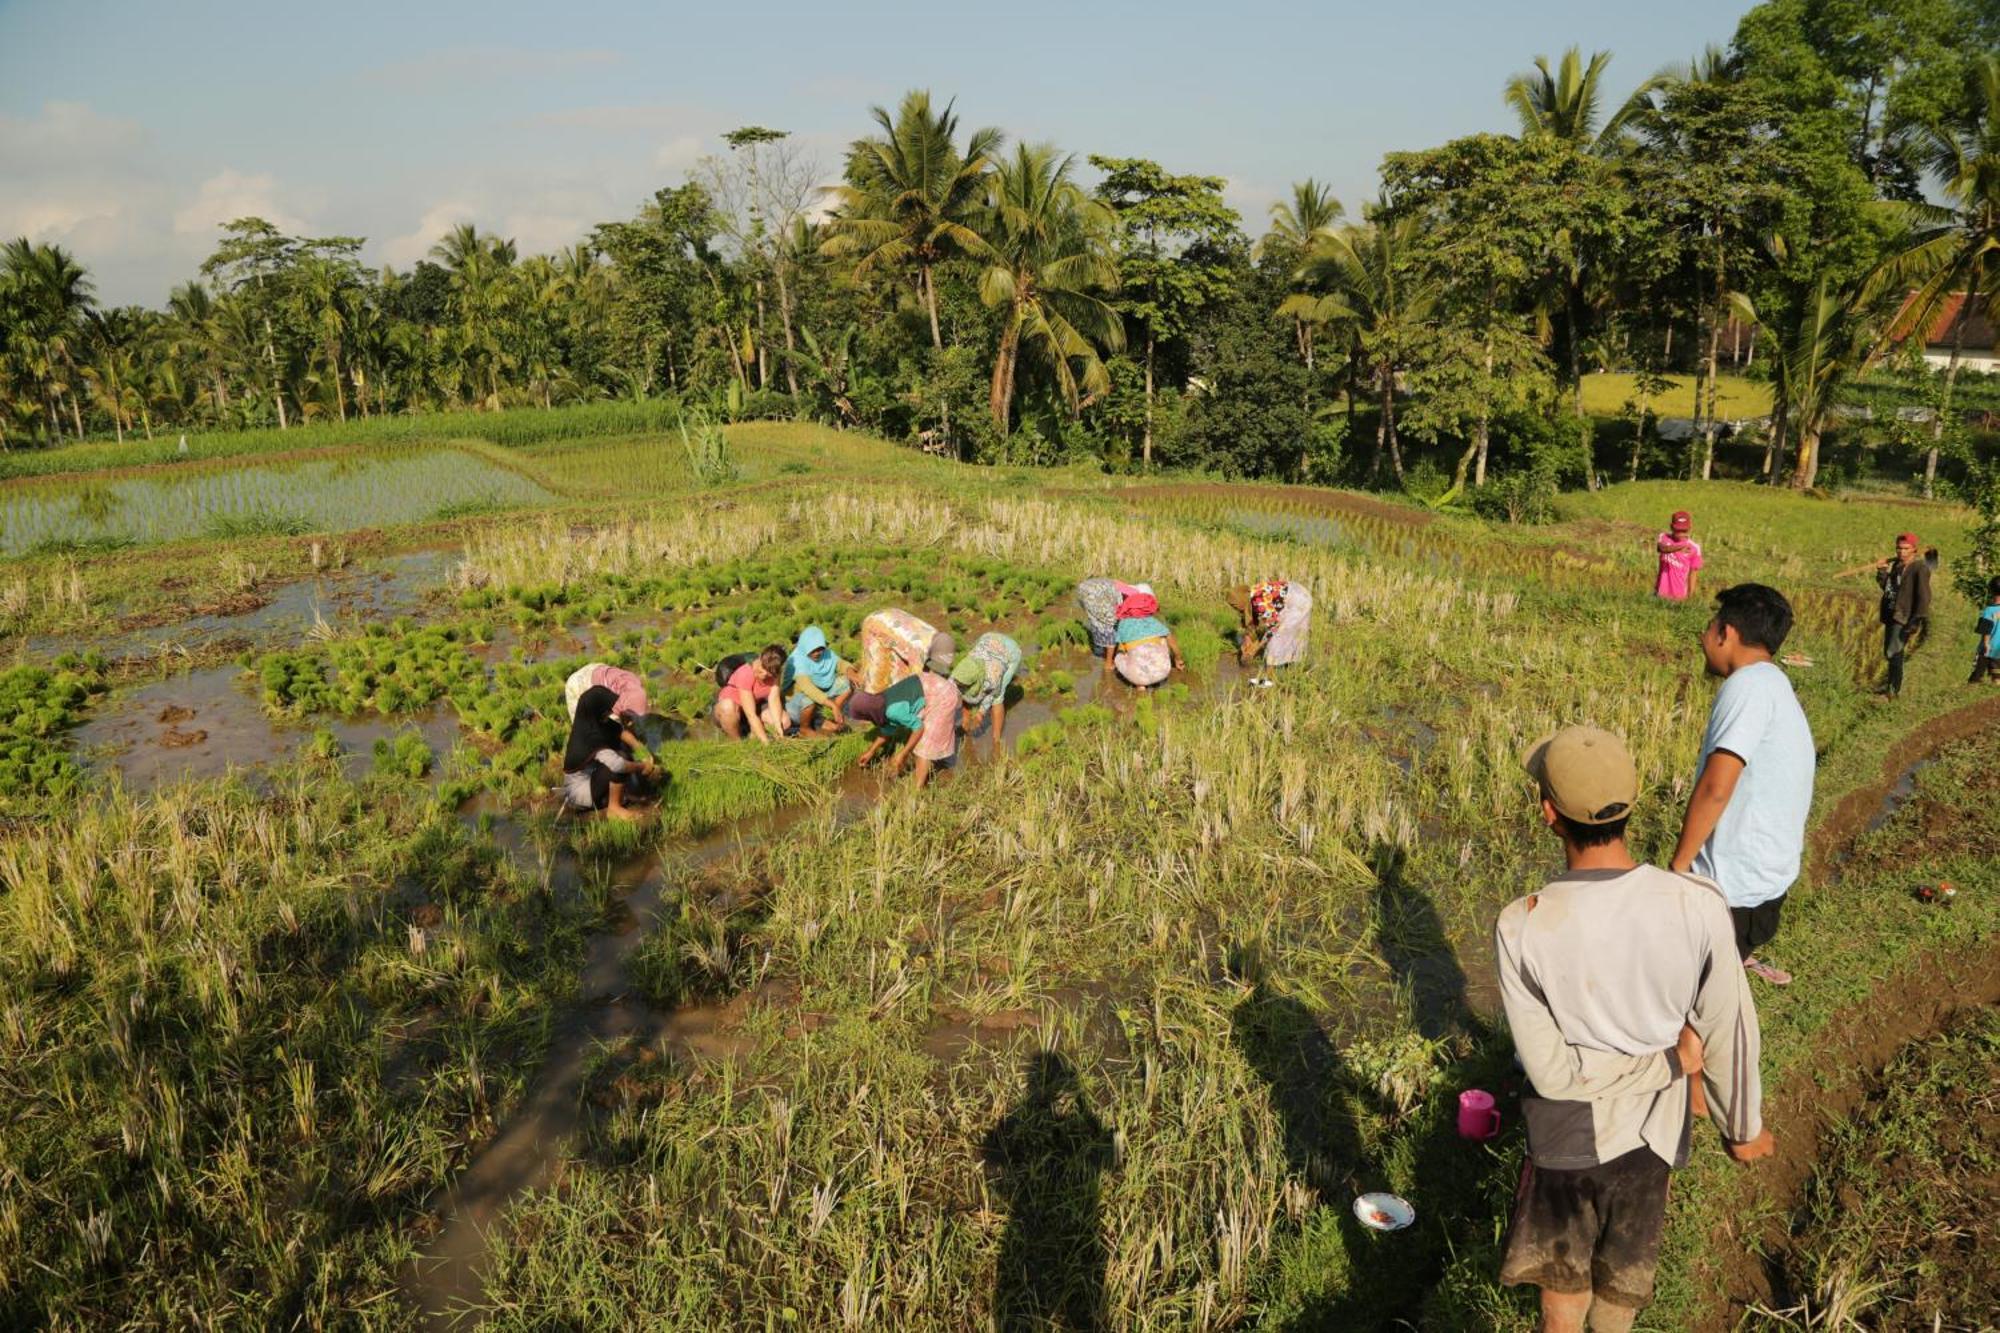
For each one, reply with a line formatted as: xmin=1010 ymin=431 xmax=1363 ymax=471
xmin=1872 ymin=54 xmax=2000 ymax=497
xmin=1505 ymin=47 xmax=1662 ymax=156
xmin=823 ymin=90 xmax=1001 ymax=349
xmin=1260 ymin=180 xmax=1346 ymax=389
xmin=167 ymin=282 xmax=232 ymax=423
xmin=1257 ymin=179 xmax=1345 ymax=257
xmin=1287 ymin=216 xmax=1439 ymax=484
xmin=977 ymin=143 xmax=1125 ymax=434
xmin=3 ymin=238 xmax=95 ymax=438
xmin=431 ymin=224 xmax=517 ymax=406
xmin=1733 ymin=267 xmax=1892 ymax=489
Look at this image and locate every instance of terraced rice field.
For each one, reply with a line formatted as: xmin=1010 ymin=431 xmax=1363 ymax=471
xmin=0 ymin=415 xmax=1992 ymax=1330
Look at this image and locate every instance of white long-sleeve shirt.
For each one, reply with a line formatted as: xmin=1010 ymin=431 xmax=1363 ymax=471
xmin=1494 ymin=865 xmax=1764 ymax=1168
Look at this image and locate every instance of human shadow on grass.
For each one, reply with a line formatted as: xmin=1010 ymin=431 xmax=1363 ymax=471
xmin=982 ymin=1051 xmax=1118 ymax=1332
xmin=1370 ymin=840 xmax=1476 ymax=1042
xmin=1232 ymin=881 xmax=1516 ymax=1330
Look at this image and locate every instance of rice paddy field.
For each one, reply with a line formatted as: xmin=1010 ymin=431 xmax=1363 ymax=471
xmin=1 ymin=411 xmax=1994 ymax=1331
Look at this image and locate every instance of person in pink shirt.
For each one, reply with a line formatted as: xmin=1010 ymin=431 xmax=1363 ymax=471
xmin=714 ymin=644 xmax=788 ymax=744
xmin=1655 ymin=510 xmax=1704 ymax=601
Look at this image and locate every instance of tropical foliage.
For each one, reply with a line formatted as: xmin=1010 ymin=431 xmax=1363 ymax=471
xmin=2 ymin=0 xmax=1997 ymax=497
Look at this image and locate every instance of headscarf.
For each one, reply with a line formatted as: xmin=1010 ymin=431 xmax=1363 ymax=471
xmin=846 ymin=689 xmax=889 ymax=727
xmin=926 ymin=630 xmax=956 ymax=673
xmin=563 ymin=685 xmax=626 ymax=772
xmin=594 ymin=664 xmax=649 ymax=722
xmin=1115 ymin=586 xmax=1159 ymax=620
xmin=789 ymin=625 xmax=839 ymax=692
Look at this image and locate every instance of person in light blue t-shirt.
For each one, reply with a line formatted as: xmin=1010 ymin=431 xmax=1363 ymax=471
xmin=1970 ymin=576 xmax=2000 ymax=684
xmin=1670 ymin=584 xmax=1815 ymax=988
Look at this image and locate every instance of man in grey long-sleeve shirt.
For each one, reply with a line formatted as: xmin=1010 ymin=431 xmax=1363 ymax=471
xmin=1496 ymin=725 xmax=1774 ymax=1333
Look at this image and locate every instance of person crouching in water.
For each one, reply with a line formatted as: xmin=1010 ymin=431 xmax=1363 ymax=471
xmin=563 ymin=685 xmax=660 ymax=821
xmin=785 ymin=625 xmax=856 ymax=735
xmin=1107 ymin=584 xmax=1184 ymax=689
xmin=849 ymin=671 xmax=961 ymax=789
xmin=1229 ymin=578 xmax=1312 ymax=687
xmin=715 ymin=644 xmax=789 ymax=743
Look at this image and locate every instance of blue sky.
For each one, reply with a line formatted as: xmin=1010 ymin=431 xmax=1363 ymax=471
xmin=1 ymin=0 xmax=1758 ymax=306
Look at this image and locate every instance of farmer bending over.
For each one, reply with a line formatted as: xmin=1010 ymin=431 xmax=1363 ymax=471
xmin=562 ymin=685 xmax=659 ymax=821
xmin=850 ymin=672 xmax=961 ymax=789
xmin=714 ymin=644 xmax=788 ymax=744
xmin=1107 ymin=583 xmax=1184 ymax=688
xmin=858 ymin=608 xmax=954 ymax=694
xmin=1229 ymin=578 xmax=1313 ymax=687
xmin=1497 ymin=726 xmax=1771 ymax=1332
xmin=952 ymin=631 xmax=1022 ymax=761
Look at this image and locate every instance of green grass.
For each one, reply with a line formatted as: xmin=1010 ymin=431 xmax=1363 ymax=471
xmin=1757 ymin=1004 xmax=1999 ymax=1329
xmin=1579 ymin=372 xmax=1775 ymax=419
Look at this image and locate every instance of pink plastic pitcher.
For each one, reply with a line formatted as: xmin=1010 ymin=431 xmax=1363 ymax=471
xmin=1457 ymin=1088 xmax=1501 ymax=1141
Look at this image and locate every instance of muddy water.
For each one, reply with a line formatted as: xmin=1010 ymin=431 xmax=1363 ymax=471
xmin=1863 ymin=758 xmax=1933 ymax=836
xmin=18 ymin=548 xmax=450 ymax=664
xmin=71 ymin=663 xmax=462 ymax=791
xmin=410 ymin=769 xmax=883 ymax=1328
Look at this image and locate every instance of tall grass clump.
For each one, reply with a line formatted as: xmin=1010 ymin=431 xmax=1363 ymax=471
xmin=679 ymin=410 xmax=739 ymax=488
xmin=0 ymin=767 xmax=591 ymax=1326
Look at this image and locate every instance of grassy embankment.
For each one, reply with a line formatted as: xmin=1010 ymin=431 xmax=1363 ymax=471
xmin=0 ymin=421 xmax=1990 ymax=1328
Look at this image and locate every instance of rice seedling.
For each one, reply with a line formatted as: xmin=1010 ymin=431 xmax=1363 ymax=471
xmin=0 ymin=447 xmax=552 ymax=555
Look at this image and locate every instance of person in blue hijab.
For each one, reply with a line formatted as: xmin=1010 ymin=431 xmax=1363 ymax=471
xmin=784 ymin=624 xmax=856 ymax=735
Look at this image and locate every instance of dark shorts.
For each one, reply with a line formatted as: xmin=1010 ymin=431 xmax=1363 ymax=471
xmin=1731 ymin=895 xmax=1785 ymax=959
xmin=1499 ymin=1147 xmax=1672 ymax=1308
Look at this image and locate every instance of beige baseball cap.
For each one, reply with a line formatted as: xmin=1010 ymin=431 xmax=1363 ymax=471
xmin=1522 ymin=726 xmax=1637 ymax=825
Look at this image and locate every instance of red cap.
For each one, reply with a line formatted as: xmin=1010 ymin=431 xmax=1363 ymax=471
xmin=1670 ymin=511 xmax=1691 ymax=530
xmin=1897 ymin=531 xmax=1918 ymax=547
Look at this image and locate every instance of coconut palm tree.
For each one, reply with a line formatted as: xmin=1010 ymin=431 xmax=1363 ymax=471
xmin=431 ymin=224 xmax=517 ymax=406
xmin=1733 ymin=265 xmax=1893 ymax=490
xmin=1287 ymin=216 xmax=1439 ymax=484
xmin=1872 ymin=53 xmax=2000 ymax=496
xmin=1505 ymin=47 xmax=1663 ymax=157
xmin=1260 ymin=180 xmax=1346 ymax=386
xmin=1257 ymin=179 xmax=1345 ymax=257
xmin=3 ymin=238 xmax=95 ymax=438
xmin=823 ymin=90 xmax=1001 ymax=349
xmin=977 ymin=143 xmax=1125 ymax=434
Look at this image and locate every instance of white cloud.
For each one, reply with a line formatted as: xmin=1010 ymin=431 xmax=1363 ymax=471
xmin=173 ymin=169 xmax=314 ymax=240
xmin=1221 ymin=176 xmax=1284 ymax=237
xmin=381 ymin=201 xmax=478 ymax=269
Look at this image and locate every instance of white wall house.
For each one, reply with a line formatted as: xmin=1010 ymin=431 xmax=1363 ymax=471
xmin=1901 ymin=293 xmax=1998 ymax=374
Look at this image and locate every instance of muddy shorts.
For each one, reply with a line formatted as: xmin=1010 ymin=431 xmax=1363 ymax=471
xmin=1498 ymin=1146 xmax=1671 ymax=1308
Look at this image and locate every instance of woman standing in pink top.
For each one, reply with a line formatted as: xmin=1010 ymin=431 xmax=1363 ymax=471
xmin=1655 ymin=510 xmax=1704 ymax=601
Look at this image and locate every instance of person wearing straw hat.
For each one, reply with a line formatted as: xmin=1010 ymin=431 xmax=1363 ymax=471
xmin=1653 ymin=511 xmax=1703 ymax=602
xmin=1496 ymin=725 xmax=1771 ymax=1333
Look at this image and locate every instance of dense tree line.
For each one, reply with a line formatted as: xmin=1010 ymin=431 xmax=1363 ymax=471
xmin=2 ymin=0 xmax=1996 ymax=499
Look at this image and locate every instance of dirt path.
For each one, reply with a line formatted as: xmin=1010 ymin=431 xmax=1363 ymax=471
xmin=1698 ymin=704 xmax=2000 ymax=1328
xmin=1814 ymin=691 xmax=2000 ymax=860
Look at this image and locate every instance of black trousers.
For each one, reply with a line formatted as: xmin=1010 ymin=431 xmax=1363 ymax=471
xmin=1884 ymin=620 xmax=1926 ymax=693
xmin=1730 ymin=895 xmax=1785 ymax=960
